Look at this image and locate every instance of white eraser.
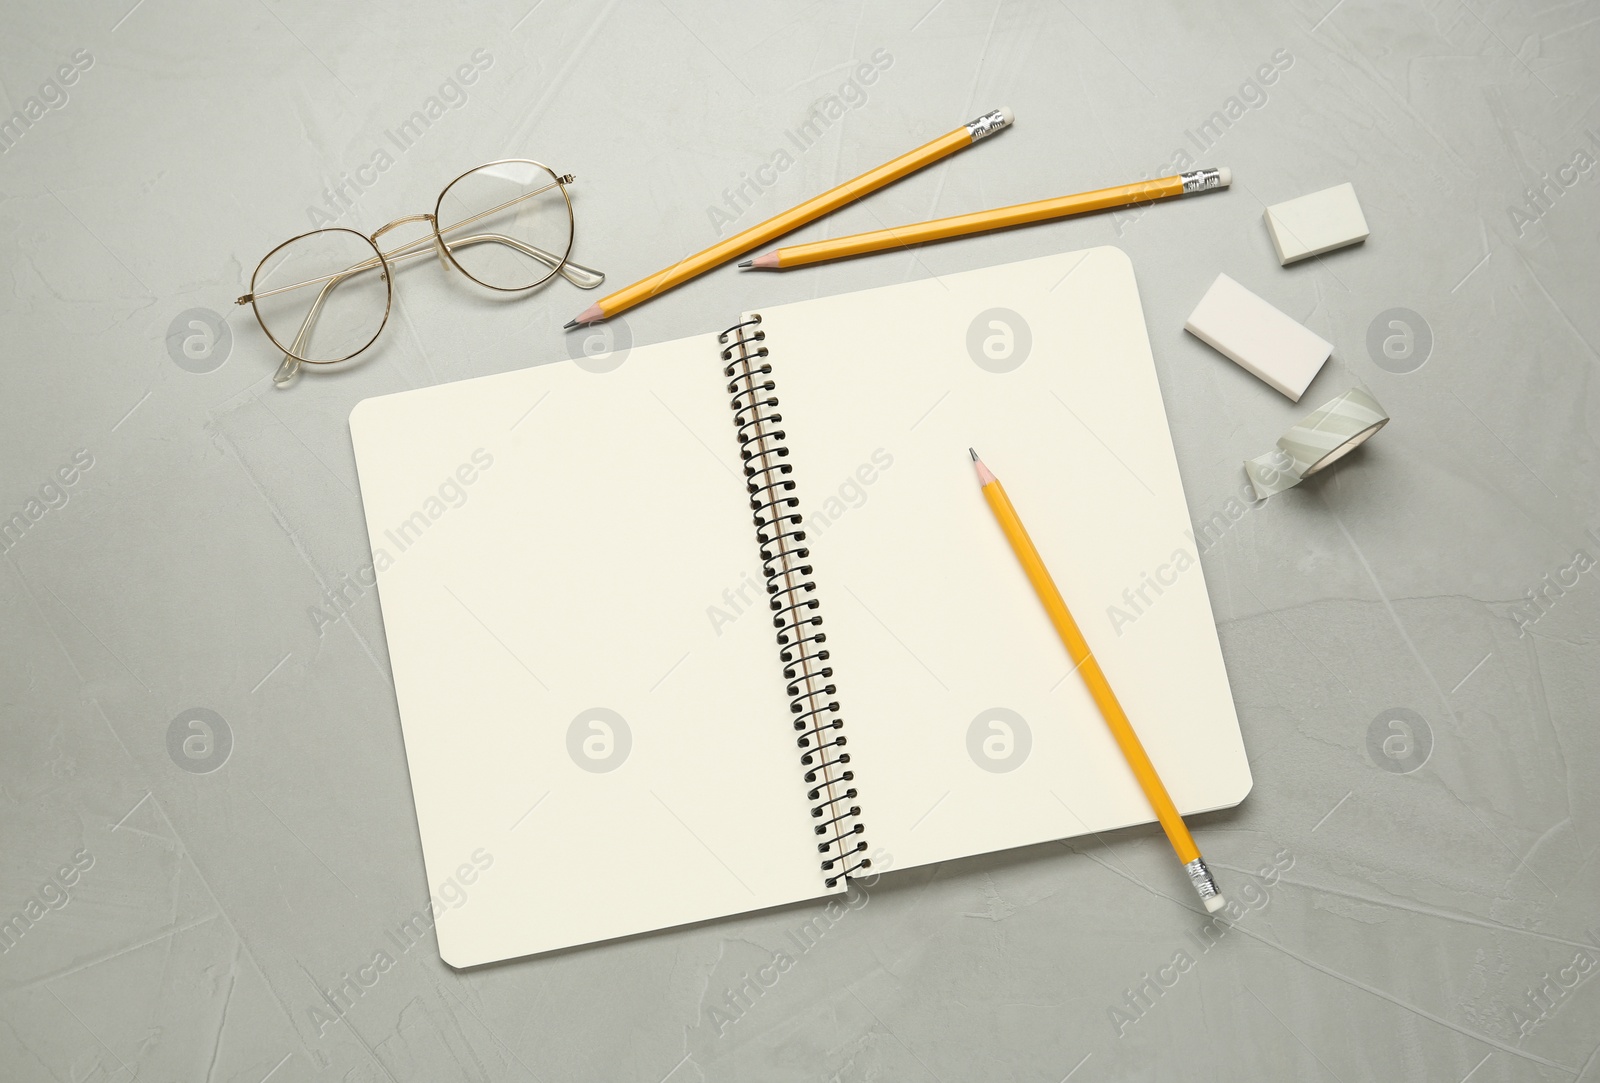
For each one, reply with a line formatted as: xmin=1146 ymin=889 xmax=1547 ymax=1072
xmin=1264 ymin=182 xmax=1369 ymax=265
xmin=998 ymin=105 xmax=1015 ymax=126
xmin=1184 ymin=274 xmax=1332 ymax=402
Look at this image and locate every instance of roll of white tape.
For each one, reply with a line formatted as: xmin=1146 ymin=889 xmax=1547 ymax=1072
xmin=1245 ymin=387 xmax=1389 ymax=499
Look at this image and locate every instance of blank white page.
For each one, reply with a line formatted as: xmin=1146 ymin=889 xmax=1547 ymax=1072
xmin=350 ymin=336 xmax=839 ymax=966
xmin=756 ymin=248 xmax=1251 ymax=874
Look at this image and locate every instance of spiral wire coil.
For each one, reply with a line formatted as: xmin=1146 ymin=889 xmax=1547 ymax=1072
xmin=719 ymin=316 xmax=871 ymax=888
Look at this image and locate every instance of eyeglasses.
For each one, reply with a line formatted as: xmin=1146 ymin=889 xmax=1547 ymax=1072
xmin=235 ymin=158 xmax=605 ymax=387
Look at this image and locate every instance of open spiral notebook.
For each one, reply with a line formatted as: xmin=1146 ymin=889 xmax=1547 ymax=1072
xmin=349 ymin=247 xmax=1251 ymax=967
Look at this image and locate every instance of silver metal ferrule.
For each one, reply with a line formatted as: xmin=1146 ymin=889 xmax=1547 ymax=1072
xmin=965 ymin=108 xmax=1010 ymax=142
xmin=1181 ymin=168 xmax=1225 ymax=194
xmin=1184 ymin=857 xmax=1222 ymax=904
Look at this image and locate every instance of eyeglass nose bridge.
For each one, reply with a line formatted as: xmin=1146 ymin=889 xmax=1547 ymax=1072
xmin=371 ymin=213 xmax=450 ymax=269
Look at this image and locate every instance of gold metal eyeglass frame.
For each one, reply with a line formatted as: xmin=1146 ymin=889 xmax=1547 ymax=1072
xmin=235 ymin=158 xmax=605 ymax=387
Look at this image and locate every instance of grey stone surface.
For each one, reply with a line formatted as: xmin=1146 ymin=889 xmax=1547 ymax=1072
xmin=2 ymin=1 xmax=1598 ymax=1080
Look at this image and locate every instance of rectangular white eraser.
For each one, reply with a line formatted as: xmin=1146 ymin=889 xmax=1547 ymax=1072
xmin=1184 ymin=273 xmax=1332 ymax=401
xmin=1263 ymin=182 xmax=1369 ymax=265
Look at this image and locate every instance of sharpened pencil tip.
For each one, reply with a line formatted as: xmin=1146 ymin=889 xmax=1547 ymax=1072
xmin=565 ymin=303 xmax=605 ymax=329
xmin=970 ymin=449 xmax=996 ymax=486
xmin=737 ymin=260 xmax=752 ymax=268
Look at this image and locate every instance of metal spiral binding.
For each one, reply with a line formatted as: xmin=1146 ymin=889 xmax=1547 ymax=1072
xmin=720 ymin=315 xmax=871 ymax=889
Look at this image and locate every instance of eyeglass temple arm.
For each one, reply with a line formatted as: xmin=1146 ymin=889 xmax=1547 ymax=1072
xmin=247 ymin=230 xmax=602 ymax=306
xmin=272 ymin=272 xmax=347 ymax=386
xmin=447 ymin=233 xmax=605 ymax=288
xmin=271 ymin=233 xmax=606 ymax=386
xmin=242 ymin=173 xmax=594 ymax=303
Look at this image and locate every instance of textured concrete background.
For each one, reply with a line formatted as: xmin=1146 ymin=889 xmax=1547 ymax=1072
xmin=3 ymin=0 xmax=1599 ymax=1080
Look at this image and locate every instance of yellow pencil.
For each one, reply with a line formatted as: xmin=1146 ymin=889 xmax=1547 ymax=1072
xmin=741 ymin=167 xmax=1230 ymax=270
xmin=564 ymin=108 xmax=1014 ymax=327
xmin=969 ymin=448 xmax=1226 ymax=913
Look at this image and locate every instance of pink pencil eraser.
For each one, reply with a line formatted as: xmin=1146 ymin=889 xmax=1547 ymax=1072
xmin=1183 ymin=274 xmax=1332 ymax=402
